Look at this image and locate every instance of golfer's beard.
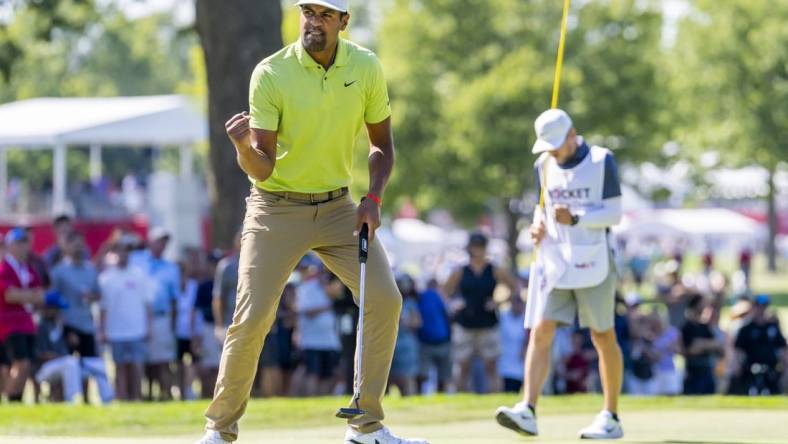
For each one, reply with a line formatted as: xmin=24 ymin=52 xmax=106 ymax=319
xmin=303 ymin=33 xmax=327 ymax=51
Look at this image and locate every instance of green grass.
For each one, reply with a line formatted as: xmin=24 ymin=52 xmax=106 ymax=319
xmin=2 ymin=394 xmax=787 ymax=438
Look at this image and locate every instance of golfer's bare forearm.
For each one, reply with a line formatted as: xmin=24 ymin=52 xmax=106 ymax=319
xmin=368 ymin=145 xmax=394 ymax=197
xmin=236 ymin=143 xmax=274 ymax=182
xmin=366 ymin=117 xmax=395 ymax=197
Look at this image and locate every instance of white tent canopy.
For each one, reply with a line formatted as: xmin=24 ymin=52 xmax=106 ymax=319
xmin=0 ymin=95 xmax=207 ymax=214
xmin=0 ymin=95 xmax=206 ymax=146
xmin=378 ymin=218 xmax=511 ymax=282
xmin=615 ymin=208 xmax=766 ymax=252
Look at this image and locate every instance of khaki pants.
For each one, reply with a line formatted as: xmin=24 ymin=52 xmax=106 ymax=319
xmin=205 ymin=187 xmax=401 ymax=441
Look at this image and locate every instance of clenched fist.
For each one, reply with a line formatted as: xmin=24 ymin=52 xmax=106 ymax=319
xmin=226 ymin=112 xmax=251 ymax=147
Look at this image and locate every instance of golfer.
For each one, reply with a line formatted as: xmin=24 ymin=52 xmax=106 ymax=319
xmin=496 ymin=109 xmax=624 ymax=440
xmin=197 ymin=2 xmax=428 ymax=444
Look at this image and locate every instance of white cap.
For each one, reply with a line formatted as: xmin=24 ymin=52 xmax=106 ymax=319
xmin=148 ymin=226 xmax=171 ymax=242
xmin=532 ymin=108 xmax=573 ymax=154
xmin=295 ymin=0 xmax=348 ymax=12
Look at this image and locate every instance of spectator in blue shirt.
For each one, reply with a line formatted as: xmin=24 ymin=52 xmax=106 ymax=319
xmin=416 ymin=278 xmax=452 ymax=393
xmin=390 ymin=274 xmax=422 ymax=396
xmin=50 ymin=232 xmax=101 ymax=361
xmin=130 ymin=226 xmax=179 ymax=401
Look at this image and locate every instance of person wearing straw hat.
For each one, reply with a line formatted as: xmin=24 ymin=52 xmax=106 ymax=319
xmin=496 ymin=109 xmax=625 ymax=440
xmin=197 ymin=1 xmax=427 ymax=443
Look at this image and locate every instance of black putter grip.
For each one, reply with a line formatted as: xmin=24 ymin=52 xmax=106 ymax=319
xmin=359 ymin=223 xmax=369 ymax=264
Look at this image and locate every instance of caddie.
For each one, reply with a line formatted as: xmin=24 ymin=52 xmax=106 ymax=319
xmin=496 ymin=109 xmax=625 ymax=440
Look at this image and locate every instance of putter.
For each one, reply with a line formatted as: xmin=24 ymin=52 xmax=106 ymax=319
xmin=336 ymin=223 xmax=369 ymax=420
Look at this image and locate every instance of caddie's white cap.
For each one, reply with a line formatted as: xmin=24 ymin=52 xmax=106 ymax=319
xmin=295 ymin=0 xmax=348 ymax=13
xmin=532 ymin=108 xmax=573 ymax=154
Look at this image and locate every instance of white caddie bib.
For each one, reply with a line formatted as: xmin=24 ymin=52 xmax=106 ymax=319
xmin=540 ymin=145 xmax=610 ymax=289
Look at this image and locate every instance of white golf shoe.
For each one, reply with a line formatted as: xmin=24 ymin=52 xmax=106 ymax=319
xmin=495 ymin=401 xmax=538 ymax=436
xmin=195 ymin=430 xmax=231 ymax=444
xmin=344 ymin=426 xmax=430 ymax=444
xmin=578 ymin=410 xmax=624 ymax=440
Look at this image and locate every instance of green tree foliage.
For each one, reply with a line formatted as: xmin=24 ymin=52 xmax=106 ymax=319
xmin=669 ymin=0 xmax=787 ymax=271
xmin=378 ymin=0 xmax=664 ymax=265
xmin=566 ymin=0 xmax=664 ymax=162
xmin=0 ymin=1 xmax=199 ymax=189
xmin=670 ymin=0 xmax=786 ymax=167
xmin=442 ymin=46 xmax=559 ymax=219
xmin=0 ymin=0 xmax=94 ymax=83
xmin=1 ymin=2 xmax=195 ymax=100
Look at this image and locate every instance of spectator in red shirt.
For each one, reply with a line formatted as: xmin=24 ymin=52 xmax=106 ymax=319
xmin=0 ymin=228 xmax=45 ymax=402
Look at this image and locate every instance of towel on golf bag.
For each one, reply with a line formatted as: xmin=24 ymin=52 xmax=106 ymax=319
xmin=524 ymin=236 xmax=566 ymax=329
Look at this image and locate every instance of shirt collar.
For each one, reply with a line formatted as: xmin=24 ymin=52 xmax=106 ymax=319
xmin=557 ymin=136 xmax=589 ymax=169
xmin=334 ymin=39 xmax=349 ymax=67
xmin=295 ymin=38 xmax=349 ymax=69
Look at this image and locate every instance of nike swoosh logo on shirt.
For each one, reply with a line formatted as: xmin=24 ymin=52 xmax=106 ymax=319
xmin=344 ymin=80 xmax=357 ymax=87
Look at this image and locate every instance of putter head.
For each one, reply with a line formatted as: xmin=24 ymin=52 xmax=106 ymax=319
xmin=336 ymin=407 xmax=366 ymax=419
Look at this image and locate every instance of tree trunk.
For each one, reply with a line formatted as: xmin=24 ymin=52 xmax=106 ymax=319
xmin=195 ymin=0 xmax=283 ymax=249
xmin=766 ymin=164 xmax=778 ymax=273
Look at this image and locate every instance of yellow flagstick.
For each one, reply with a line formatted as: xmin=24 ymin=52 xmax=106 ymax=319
xmin=534 ymin=0 xmax=571 ymax=261
xmin=540 ymin=0 xmax=571 ymax=213
xmin=551 ymin=0 xmax=571 ymax=109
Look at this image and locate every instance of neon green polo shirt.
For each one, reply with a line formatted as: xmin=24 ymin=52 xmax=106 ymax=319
xmin=248 ymin=38 xmax=392 ymax=193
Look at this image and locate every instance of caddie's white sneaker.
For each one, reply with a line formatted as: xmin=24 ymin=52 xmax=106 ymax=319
xmin=344 ymin=426 xmax=430 ymax=444
xmin=195 ymin=430 xmax=231 ymax=444
xmin=578 ymin=410 xmax=624 ymax=440
xmin=495 ymin=401 xmax=538 ymax=436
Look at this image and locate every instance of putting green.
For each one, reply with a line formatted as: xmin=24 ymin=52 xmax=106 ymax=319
xmin=2 ymin=395 xmax=786 ymax=443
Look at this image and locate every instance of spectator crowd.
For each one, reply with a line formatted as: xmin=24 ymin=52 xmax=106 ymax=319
xmin=1 ymin=217 xmax=786 ymax=405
